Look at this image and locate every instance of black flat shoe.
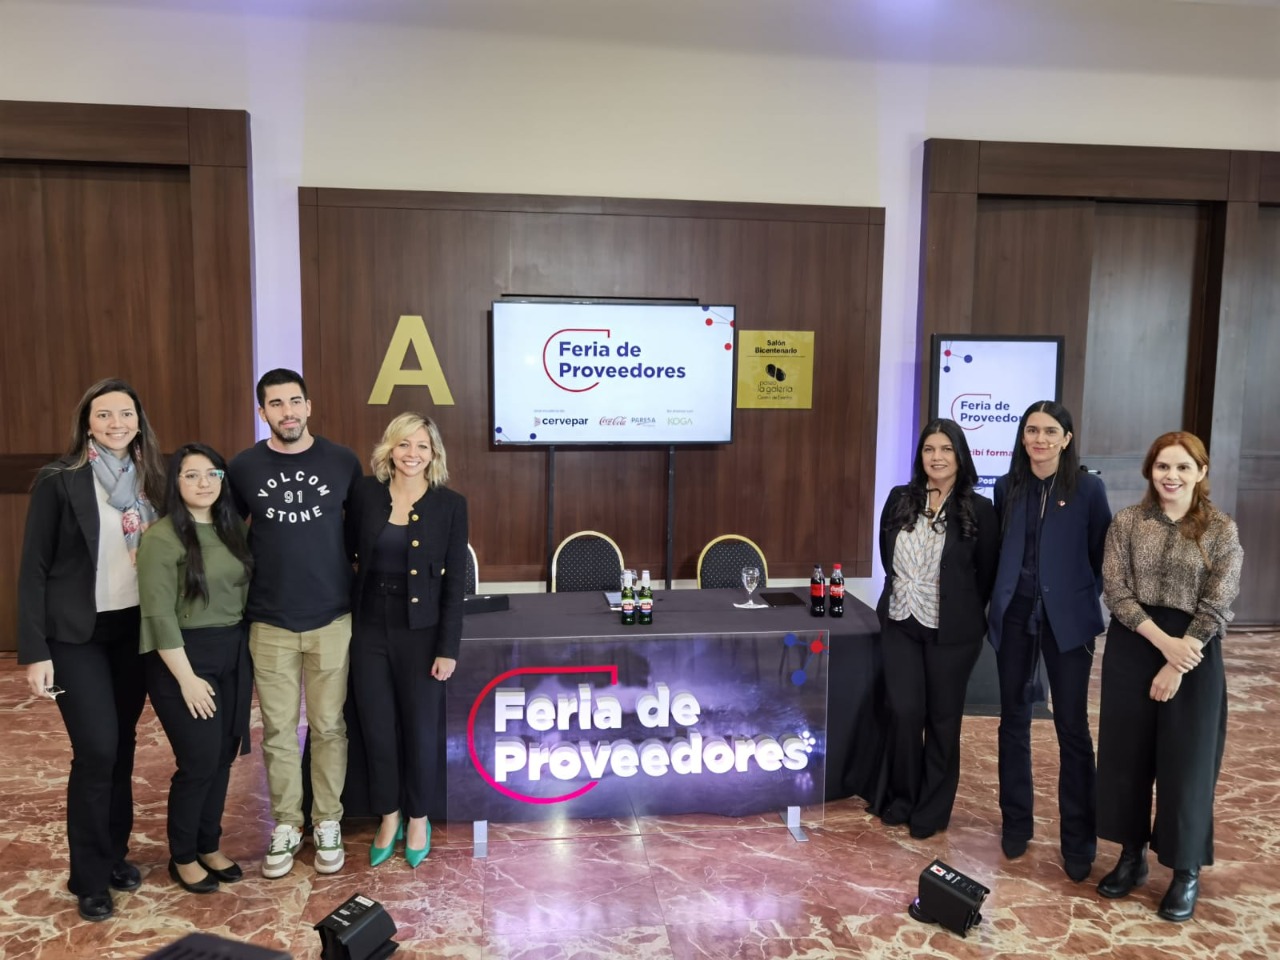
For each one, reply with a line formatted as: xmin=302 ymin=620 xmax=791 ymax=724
xmin=168 ymin=858 xmax=219 ymax=894
xmin=77 ymin=892 xmax=113 ymax=922
xmin=196 ymin=854 xmax=243 ymax=884
xmin=108 ymin=860 xmax=141 ymax=891
xmin=1097 ymin=845 xmax=1148 ymax=899
xmin=1158 ymin=868 xmax=1199 ymax=922
xmin=1001 ymin=836 xmax=1029 ymax=859
xmin=909 ymin=824 xmax=938 ymax=840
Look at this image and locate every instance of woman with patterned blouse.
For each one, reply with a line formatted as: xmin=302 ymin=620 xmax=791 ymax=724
xmin=1096 ymin=431 xmax=1243 ymax=922
xmin=875 ymin=419 xmax=999 ymax=839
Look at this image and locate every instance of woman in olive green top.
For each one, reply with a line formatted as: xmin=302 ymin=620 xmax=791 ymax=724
xmin=137 ymin=443 xmax=253 ymax=894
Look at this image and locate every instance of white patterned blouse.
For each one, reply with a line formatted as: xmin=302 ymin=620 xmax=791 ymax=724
xmin=888 ymin=512 xmax=945 ymax=628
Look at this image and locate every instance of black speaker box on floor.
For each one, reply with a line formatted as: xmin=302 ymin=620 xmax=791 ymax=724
xmin=314 ymin=893 xmax=398 ymax=960
xmin=908 ymin=858 xmax=989 ymax=937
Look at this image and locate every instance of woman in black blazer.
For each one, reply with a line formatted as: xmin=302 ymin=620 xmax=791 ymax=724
xmin=875 ymin=418 xmax=998 ymax=839
xmin=17 ymin=378 xmax=165 ymax=922
xmin=987 ymin=400 xmax=1111 ymax=882
xmin=347 ymin=412 xmax=468 ymax=868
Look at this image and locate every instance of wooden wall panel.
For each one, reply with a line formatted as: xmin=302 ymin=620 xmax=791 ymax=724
xmin=0 ymin=101 xmax=255 ymax=651
xmin=1080 ymin=203 xmax=1211 ymax=510
xmin=0 ymin=101 xmax=190 ymax=165
xmin=978 ymin=142 xmax=1231 ymax=201
xmin=0 ymin=162 xmax=200 ymax=459
xmin=919 ymin=137 xmax=1278 ymax=622
xmin=301 ymin=190 xmax=884 ymax=583
xmin=1235 ymin=206 xmax=1280 ymax=622
xmin=972 ymin=198 xmax=1095 ymax=420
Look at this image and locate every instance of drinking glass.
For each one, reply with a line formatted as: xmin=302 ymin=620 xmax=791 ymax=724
xmin=735 ymin=565 xmax=765 ymax=608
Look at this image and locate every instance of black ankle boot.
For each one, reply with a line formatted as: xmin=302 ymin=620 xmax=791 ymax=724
xmin=1158 ymin=867 xmax=1199 ymax=922
xmin=1097 ymin=844 xmax=1148 ymax=899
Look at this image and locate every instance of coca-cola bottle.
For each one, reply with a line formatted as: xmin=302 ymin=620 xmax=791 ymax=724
xmin=810 ymin=563 xmax=826 ymax=617
xmin=620 ymin=571 xmax=636 ymax=626
xmin=829 ymin=563 xmax=845 ymax=618
xmin=638 ymin=570 xmax=654 ymax=625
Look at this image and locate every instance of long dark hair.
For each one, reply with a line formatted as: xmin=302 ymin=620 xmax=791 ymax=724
xmin=164 ymin=443 xmax=253 ymax=605
xmin=1002 ymin=400 xmax=1080 ymax=524
xmin=57 ymin=378 xmax=165 ymax=504
xmin=885 ymin=418 xmax=981 ymax=539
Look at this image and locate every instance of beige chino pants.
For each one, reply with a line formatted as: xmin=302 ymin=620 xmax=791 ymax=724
xmin=249 ymin=615 xmax=351 ymax=828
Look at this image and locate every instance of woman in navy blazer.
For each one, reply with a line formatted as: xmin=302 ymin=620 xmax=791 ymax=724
xmin=17 ymin=379 xmax=165 ymax=922
xmin=346 ymin=412 xmax=468 ymax=868
xmin=988 ymin=400 xmax=1111 ymax=882
xmin=876 ymin=418 xmax=999 ymax=838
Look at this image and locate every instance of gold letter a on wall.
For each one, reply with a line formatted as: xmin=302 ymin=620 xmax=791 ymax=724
xmin=368 ymin=315 xmax=456 ymax=406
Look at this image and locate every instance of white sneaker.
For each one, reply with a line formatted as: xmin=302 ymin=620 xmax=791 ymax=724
xmin=263 ymin=824 xmax=303 ymax=879
xmin=313 ymin=819 xmax=345 ymax=874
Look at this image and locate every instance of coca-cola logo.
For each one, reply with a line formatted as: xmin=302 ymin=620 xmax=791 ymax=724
xmin=599 ymin=416 xmax=627 ymax=426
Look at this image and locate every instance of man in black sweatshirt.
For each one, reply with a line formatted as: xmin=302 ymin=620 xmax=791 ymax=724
xmin=229 ymin=368 xmax=362 ymax=879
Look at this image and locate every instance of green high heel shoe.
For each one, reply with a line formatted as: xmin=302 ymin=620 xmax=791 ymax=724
xmin=404 ymin=817 xmax=431 ymax=868
xmin=369 ymin=814 xmax=404 ymax=867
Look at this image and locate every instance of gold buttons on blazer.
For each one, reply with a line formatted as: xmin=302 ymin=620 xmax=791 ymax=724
xmin=411 ymin=539 xmax=420 ymax=547
xmin=411 ymin=514 xmax=419 ymax=521
xmin=410 ymin=597 xmax=420 ymax=603
xmin=410 ymin=569 xmax=418 ymax=576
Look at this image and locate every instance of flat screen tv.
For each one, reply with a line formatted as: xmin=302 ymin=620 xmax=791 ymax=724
xmin=928 ymin=334 xmax=1064 ymax=495
xmin=491 ymin=300 xmax=737 ymax=445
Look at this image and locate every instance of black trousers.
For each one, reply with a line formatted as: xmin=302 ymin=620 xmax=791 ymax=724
xmin=351 ymin=582 xmax=445 ymax=819
xmin=146 ymin=624 xmax=248 ymax=863
xmin=1096 ymin=607 xmax=1226 ymax=869
xmin=996 ymin=594 xmax=1097 ymax=863
xmin=46 ymin=607 xmax=147 ymax=897
xmin=880 ymin=615 xmax=981 ymax=832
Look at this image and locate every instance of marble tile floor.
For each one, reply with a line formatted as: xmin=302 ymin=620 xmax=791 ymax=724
xmin=2 ymin=629 xmax=1279 ymax=959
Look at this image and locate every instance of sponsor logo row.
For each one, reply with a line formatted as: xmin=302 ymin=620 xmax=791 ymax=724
xmin=599 ymin=416 xmax=694 ymax=427
xmin=532 ymin=416 xmax=696 ymax=429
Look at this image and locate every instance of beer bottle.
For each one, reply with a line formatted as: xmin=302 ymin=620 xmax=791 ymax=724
xmin=638 ymin=570 xmax=653 ymax=625
xmin=620 ymin=570 xmax=637 ymax=626
xmin=810 ymin=563 xmax=826 ymax=617
xmin=829 ymin=563 xmax=845 ymax=618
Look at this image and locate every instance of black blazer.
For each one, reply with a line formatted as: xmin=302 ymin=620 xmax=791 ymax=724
xmin=987 ymin=471 xmax=1111 ymax=653
xmin=876 ymin=485 xmax=1000 ymax=646
xmin=17 ymin=463 xmax=105 ymax=663
xmin=347 ymin=476 xmax=469 ymax=659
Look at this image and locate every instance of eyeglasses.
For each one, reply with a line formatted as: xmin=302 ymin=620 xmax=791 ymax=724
xmin=44 ymin=685 xmax=67 ymax=699
xmin=179 ymin=469 xmax=226 ymax=484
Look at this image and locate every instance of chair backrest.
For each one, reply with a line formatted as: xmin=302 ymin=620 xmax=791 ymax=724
xmin=697 ymin=534 xmax=768 ymax=589
xmin=465 ymin=543 xmax=479 ymax=595
xmin=551 ymin=530 xmax=625 ymax=593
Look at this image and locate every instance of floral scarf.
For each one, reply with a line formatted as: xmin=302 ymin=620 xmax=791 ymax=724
xmin=87 ymin=439 xmax=157 ymax=557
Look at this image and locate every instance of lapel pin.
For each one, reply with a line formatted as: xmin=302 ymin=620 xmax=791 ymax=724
xmin=1057 ymin=500 xmax=1066 ymax=507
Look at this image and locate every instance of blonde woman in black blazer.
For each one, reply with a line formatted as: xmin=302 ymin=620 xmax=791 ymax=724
xmin=17 ymin=379 xmax=165 ymax=922
xmin=875 ymin=418 xmax=999 ymax=839
xmin=346 ymin=412 xmax=468 ymax=869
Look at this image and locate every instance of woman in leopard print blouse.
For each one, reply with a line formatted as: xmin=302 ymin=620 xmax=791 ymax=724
xmin=1096 ymin=431 xmax=1243 ymax=923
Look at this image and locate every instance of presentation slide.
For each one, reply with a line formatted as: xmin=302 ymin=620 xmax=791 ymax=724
xmin=491 ymin=301 xmax=736 ymax=445
xmin=930 ymin=336 xmax=1063 ymax=494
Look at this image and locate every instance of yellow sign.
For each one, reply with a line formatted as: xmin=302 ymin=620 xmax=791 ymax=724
xmin=368 ymin=315 xmax=455 ymax=405
xmin=736 ymin=331 xmax=814 ymax=409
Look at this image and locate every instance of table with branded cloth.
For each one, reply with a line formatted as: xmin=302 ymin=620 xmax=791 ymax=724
xmin=322 ymin=587 xmax=887 ymax=824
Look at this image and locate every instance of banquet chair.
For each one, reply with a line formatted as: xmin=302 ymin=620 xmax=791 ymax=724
xmin=465 ymin=542 xmax=479 ymax=595
xmin=697 ymin=534 xmax=769 ymax=589
xmin=551 ymin=530 xmax=626 ymax=593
